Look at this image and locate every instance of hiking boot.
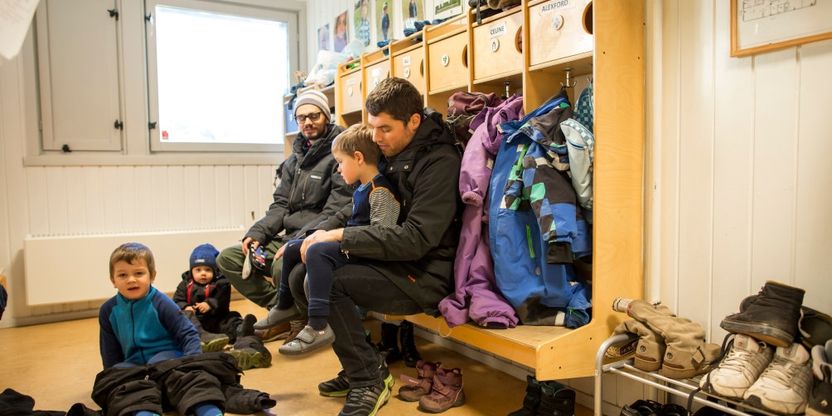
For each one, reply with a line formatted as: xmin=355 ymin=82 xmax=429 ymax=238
xmin=614 ymin=319 xmax=665 ymax=372
xmin=800 ymin=306 xmax=832 ymax=349
xmin=183 ymin=309 xmax=230 ymax=352
xmin=808 ymin=340 xmax=832 ymax=416
xmin=254 ymin=320 xmax=291 ymax=343
xmin=508 ymin=375 xmax=542 ymax=416
xmin=283 ymin=319 xmax=307 ymax=345
xmin=338 ymin=381 xmax=391 ymax=416
xmin=418 ymin=367 xmax=465 ymax=413
xmin=536 ymin=380 xmax=575 ymax=416
xmin=398 ymin=360 xmax=439 ymax=402
xmin=400 ymin=321 xmax=422 ymax=368
xmin=278 ymin=324 xmax=335 ymax=355
xmin=237 ymin=314 xmax=257 ymax=338
xmin=743 ymin=342 xmax=813 ymax=415
xmin=378 ymin=322 xmax=402 ymax=364
xmin=661 ymin=342 xmax=721 ymax=379
xmin=700 ymin=334 xmax=774 ymax=399
xmin=253 ymin=304 xmax=302 ymax=330
xmin=228 ymin=335 xmax=272 ymax=370
xmin=320 ymin=370 xmax=351 ymax=397
xmin=603 ymin=335 xmax=638 ymax=364
xmin=721 ymin=280 xmax=805 ymax=347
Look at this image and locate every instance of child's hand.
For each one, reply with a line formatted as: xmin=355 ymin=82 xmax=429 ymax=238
xmin=195 ymin=302 xmax=211 ymax=313
xmin=184 ymin=306 xmax=195 ymax=312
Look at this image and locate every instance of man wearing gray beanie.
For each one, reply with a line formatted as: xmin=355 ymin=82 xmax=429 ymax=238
xmin=217 ymin=88 xmax=352 ymax=343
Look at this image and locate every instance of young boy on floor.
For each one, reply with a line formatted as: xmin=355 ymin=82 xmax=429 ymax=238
xmin=98 ymin=242 xmax=223 ymax=416
xmin=174 ymin=243 xmax=270 ymax=369
xmin=267 ymin=124 xmax=401 ymax=355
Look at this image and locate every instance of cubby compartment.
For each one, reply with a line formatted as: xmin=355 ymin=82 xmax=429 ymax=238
xmin=392 ymin=45 xmax=426 ymax=96
xmin=363 ymin=49 xmax=391 ymax=96
xmin=528 ymin=0 xmax=593 ymax=70
xmin=338 ymin=66 xmax=363 ymax=117
xmin=427 ymin=32 xmax=469 ymax=94
xmin=472 ymin=9 xmax=523 ymax=83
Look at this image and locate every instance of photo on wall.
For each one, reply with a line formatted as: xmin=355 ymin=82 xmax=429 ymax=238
xmin=433 ymin=0 xmax=462 ymax=20
xmin=317 ymin=23 xmax=330 ymax=51
xmin=333 ymin=10 xmax=349 ymax=52
xmin=402 ymin=0 xmax=423 ymax=31
xmin=354 ymin=0 xmax=371 ymax=47
xmin=376 ymin=0 xmax=392 ymax=42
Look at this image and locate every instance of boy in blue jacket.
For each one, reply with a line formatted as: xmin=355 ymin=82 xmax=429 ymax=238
xmin=98 ymin=242 xmax=224 ymax=416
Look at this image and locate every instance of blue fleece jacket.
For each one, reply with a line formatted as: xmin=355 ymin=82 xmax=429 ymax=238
xmin=99 ymin=286 xmax=201 ymax=369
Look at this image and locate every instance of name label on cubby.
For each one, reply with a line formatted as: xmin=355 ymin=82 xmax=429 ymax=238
xmin=403 ymin=55 xmax=411 ymax=66
xmin=489 ymin=22 xmax=507 ymax=38
xmin=540 ymin=0 xmax=573 ymax=14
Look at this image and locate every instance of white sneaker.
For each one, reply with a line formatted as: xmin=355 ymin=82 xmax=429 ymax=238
xmin=744 ymin=342 xmax=813 ymax=415
xmin=701 ymin=334 xmax=774 ymax=399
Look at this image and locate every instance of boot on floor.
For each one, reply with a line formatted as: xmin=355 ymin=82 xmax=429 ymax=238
xmin=398 ymin=360 xmax=440 ymax=402
xmin=721 ymin=280 xmax=805 ymax=347
xmin=400 ymin=321 xmax=422 ymax=367
xmin=508 ymin=375 xmax=542 ymax=416
xmin=228 ymin=335 xmax=272 ymax=370
xmin=378 ymin=322 xmax=402 ymax=364
xmin=418 ymin=367 xmax=465 ymax=413
xmin=183 ymin=310 xmax=229 ymax=352
xmin=536 ymin=380 xmax=575 ymax=416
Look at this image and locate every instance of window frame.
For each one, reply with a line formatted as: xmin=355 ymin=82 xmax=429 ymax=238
xmin=144 ymin=0 xmax=298 ymax=153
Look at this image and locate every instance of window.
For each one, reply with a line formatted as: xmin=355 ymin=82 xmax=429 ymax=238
xmin=146 ymin=0 xmax=297 ymax=152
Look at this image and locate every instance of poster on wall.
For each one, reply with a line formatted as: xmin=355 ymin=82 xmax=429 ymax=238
xmin=730 ymin=0 xmax=832 ymax=57
xmin=354 ymin=0 xmax=371 ymax=47
xmin=433 ymin=0 xmax=462 ymax=20
xmin=402 ymin=0 xmax=423 ymax=31
xmin=376 ymin=0 xmax=391 ymax=42
xmin=333 ymin=10 xmax=349 ymax=52
xmin=317 ymin=23 xmax=330 ymax=51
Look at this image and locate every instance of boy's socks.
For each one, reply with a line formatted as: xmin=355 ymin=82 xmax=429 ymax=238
xmin=308 ymin=316 xmax=327 ymax=331
xmin=134 ymin=411 xmax=160 ymax=416
xmin=193 ymin=402 xmax=223 ymax=416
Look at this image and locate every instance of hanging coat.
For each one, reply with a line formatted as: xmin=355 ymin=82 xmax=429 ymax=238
xmin=488 ymin=91 xmax=591 ymax=328
xmin=439 ymin=95 xmax=524 ymax=328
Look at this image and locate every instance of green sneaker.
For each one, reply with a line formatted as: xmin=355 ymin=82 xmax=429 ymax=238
xmin=227 ymin=347 xmax=270 ymax=370
xmin=319 ymin=370 xmax=351 ymax=397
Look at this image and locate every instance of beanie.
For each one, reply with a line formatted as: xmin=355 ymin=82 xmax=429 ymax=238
xmin=190 ymin=243 xmax=219 ymax=272
xmin=294 ymin=89 xmax=331 ymax=122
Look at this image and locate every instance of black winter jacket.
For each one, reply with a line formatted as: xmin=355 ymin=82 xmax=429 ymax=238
xmin=340 ymin=111 xmax=462 ymax=316
xmin=245 ymin=124 xmax=352 ymax=245
xmin=172 ymin=271 xmax=232 ymax=333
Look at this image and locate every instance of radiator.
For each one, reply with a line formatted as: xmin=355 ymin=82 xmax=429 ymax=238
xmin=23 ymin=228 xmax=244 ymax=306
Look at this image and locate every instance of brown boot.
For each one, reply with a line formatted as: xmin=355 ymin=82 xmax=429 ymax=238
xmin=283 ymin=319 xmax=307 ymax=345
xmin=418 ymin=367 xmax=466 ymax=413
xmin=398 ymin=360 xmax=440 ymax=402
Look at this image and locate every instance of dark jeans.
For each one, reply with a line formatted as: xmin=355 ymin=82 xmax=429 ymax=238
xmin=280 ymin=240 xmax=349 ymax=326
xmin=329 ymin=264 xmax=421 ymax=388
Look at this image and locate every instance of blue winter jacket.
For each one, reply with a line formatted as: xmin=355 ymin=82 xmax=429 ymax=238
xmin=99 ymin=286 xmax=201 ymax=369
xmin=488 ymin=92 xmax=591 ymax=328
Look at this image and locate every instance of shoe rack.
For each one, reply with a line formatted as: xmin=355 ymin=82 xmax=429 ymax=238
xmin=336 ymin=0 xmax=645 ymax=381
xmin=595 ymin=334 xmax=782 ymax=416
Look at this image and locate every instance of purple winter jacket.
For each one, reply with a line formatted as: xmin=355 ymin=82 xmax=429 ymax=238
xmin=439 ymin=95 xmax=525 ymax=328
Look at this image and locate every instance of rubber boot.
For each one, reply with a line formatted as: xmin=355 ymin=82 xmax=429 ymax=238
xmin=508 ymin=375 xmax=543 ymax=416
xmin=399 ymin=360 xmax=440 ymax=402
xmin=721 ymin=280 xmax=805 ymax=347
xmin=400 ymin=321 xmax=422 ymax=367
xmin=418 ymin=367 xmax=466 ymax=413
xmin=184 ymin=310 xmax=229 ymax=352
xmin=378 ymin=322 xmax=402 ymax=364
xmin=536 ymin=381 xmax=575 ymax=416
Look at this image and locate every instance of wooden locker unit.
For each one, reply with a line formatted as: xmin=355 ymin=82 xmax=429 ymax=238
xmin=362 ymin=48 xmax=391 ymax=104
xmin=337 ymin=0 xmax=644 ymax=381
xmin=335 ymin=59 xmax=363 ymax=127
xmin=391 ymin=39 xmax=426 ymax=96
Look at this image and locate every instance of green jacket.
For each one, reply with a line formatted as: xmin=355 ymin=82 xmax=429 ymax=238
xmin=341 ymin=111 xmax=462 ymax=316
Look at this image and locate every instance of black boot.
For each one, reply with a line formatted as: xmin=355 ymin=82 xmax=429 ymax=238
xmin=536 ymin=381 xmax=575 ymax=416
xmin=720 ymin=280 xmax=805 ymax=347
xmin=400 ymin=321 xmax=422 ymax=367
xmin=184 ymin=310 xmax=229 ymax=352
xmin=377 ymin=322 xmax=401 ymax=364
xmin=508 ymin=375 xmax=542 ymax=416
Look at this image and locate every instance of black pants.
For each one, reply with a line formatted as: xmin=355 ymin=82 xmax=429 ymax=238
xmin=329 ymin=264 xmax=421 ymax=388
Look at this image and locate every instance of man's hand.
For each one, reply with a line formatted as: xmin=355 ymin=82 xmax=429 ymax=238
xmin=242 ymin=237 xmax=259 ymax=256
xmin=194 ymin=302 xmax=211 ymax=314
xmin=300 ymin=229 xmax=343 ymax=262
xmin=274 ymin=244 xmax=286 ymax=261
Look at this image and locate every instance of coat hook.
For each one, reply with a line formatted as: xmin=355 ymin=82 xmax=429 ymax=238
xmin=561 ymin=67 xmax=577 ymax=88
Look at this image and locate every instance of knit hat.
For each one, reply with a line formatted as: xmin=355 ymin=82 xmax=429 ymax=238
xmin=294 ymin=89 xmax=331 ymax=122
xmin=190 ymin=243 xmax=219 ymax=272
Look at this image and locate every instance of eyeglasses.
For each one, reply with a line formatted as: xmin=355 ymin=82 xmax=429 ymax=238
xmin=295 ymin=111 xmax=323 ymax=123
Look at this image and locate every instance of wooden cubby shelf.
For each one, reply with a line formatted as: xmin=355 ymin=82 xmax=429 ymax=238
xmin=336 ymin=0 xmax=645 ymax=381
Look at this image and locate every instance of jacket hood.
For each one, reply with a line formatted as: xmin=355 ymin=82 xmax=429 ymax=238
xmin=292 ymin=123 xmax=342 ymax=168
xmin=510 ymin=90 xmax=572 ymax=152
xmin=473 ymin=95 xmax=524 ymax=155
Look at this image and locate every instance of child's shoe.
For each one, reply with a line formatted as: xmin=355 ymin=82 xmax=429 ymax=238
xmin=398 ymin=360 xmax=440 ymax=402
xmin=418 ymin=367 xmax=466 ymax=413
xmin=228 ymin=335 xmax=272 ymax=370
xmin=279 ymin=324 xmax=335 ymax=355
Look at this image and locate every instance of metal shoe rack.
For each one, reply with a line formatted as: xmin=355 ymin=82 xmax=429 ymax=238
xmin=594 ymin=334 xmax=781 ymax=416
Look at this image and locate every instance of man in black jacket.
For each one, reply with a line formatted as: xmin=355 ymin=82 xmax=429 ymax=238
xmin=217 ymin=89 xmax=351 ymax=339
xmin=299 ymin=78 xmax=462 ymax=416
